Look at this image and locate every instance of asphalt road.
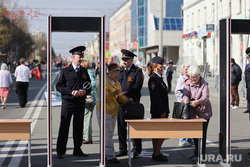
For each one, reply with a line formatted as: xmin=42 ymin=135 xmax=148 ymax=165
xmin=0 ymin=72 xmax=250 ymax=167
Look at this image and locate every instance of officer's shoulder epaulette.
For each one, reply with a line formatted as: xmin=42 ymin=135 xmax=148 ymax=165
xmin=62 ymin=65 xmax=69 ymax=69
xmin=135 ymin=66 xmax=142 ymax=70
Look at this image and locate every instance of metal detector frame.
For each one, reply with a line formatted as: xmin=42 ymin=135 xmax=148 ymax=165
xmin=47 ymin=16 xmax=106 ymax=167
xmin=219 ymin=19 xmax=250 ymax=166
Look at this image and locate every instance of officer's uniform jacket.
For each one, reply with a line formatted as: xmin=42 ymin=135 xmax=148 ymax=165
xmin=148 ymin=72 xmax=170 ymax=116
xmin=56 ymin=64 xmax=91 ymax=102
xmin=117 ymin=64 xmax=143 ymax=102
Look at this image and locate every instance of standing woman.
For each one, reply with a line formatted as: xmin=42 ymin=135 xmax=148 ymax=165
xmin=96 ymin=63 xmax=130 ymax=163
xmin=81 ymin=59 xmax=98 ymax=144
xmin=182 ymin=66 xmax=213 ymax=162
xmin=148 ymin=57 xmax=169 ymax=162
xmin=0 ymin=63 xmax=13 ymax=109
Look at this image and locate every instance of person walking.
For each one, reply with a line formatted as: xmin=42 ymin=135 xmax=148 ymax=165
xmin=96 ymin=63 xmax=131 ymax=163
xmin=231 ymin=58 xmax=242 ymax=109
xmin=14 ymin=58 xmax=32 ymax=108
xmin=0 ymin=63 xmax=13 ymax=109
xmin=165 ymin=62 xmax=174 ymax=93
xmin=183 ymin=66 xmax=213 ymax=162
xmin=148 ymin=56 xmax=169 ymax=162
xmin=56 ymin=46 xmax=91 ymax=159
xmin=175 ymin=64 xmax=194 ymax=147
xmin=81 ymin=59 xmax=98 ymax=144
xmin=116 ymin=49 xmax=144 ymax=159
xmin=244 ymin=47 xmax=250 ymax=113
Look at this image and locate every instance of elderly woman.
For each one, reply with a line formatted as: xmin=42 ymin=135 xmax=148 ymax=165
xmin=148 ymin=56 xmax=169 ymax=162
xmin=96 ymin=63 xmax=131 ymax=163
xmin=182 ymin=66 xmax=213 ymax=162
xmin=0 ymin=63 xmax=13 ymax=109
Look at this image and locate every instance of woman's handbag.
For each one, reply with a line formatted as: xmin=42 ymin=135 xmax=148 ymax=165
xmin=122 ymin=100 xmax=144 ymax=120
xmin=172 ymin=102 xmax=191 ymax=119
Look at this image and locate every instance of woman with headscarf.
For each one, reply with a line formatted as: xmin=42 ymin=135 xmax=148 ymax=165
xmin=0 ymin=63 xmax=13 ymax=109
xmin=96 ymin=63 xmax=131 ymax=163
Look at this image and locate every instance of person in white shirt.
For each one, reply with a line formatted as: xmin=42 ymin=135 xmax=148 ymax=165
xmin=0 ymin=63 xmax=13 ymax=109
xmin=14 ymin=58 xmax=32 ymax=108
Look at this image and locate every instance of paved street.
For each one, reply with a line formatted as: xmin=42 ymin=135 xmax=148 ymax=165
xmin=0 ymin=71 xmax=250 ymax=167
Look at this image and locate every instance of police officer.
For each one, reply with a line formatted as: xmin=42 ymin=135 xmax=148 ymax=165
xmin=56 ymin=46 xmax=91 ymax=159
xmin=148 ymin=56 xmax=169 ymax=161
xmin=116 ymin=49 xmax=144 ymax=159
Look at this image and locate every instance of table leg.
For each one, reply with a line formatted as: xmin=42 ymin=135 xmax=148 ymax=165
xmin=28 ymin=139 xmax=31 ymax=167
xmin=128 ymin=123 xmax=132 ymax=167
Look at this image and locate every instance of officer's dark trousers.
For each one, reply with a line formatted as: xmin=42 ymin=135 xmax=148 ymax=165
xmin=117 ymin=105 xmax=142 ymax=154
xmin=57 ymin=100 xmax=84 ymax=155
xmin=16 ymin=81 xmax=29 ymax=107
xmin=193 ymin=119 xmax=210 ymax=159
xmin=167 ymin=77 xmax=172 ymax=93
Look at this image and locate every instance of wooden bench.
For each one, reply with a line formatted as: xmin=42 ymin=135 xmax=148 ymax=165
xmin=0 ymin=119 xmax=34 ymax=167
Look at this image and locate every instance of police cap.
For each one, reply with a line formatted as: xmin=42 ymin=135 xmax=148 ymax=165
xmin=246 ymin=47 xmax=250 ymax=58
xmin=151 ymin=56 xmax=164 ymax=65
xmin=69 ymin=46 xmax=86 ymax=56
xmin=121 ymin=49 xmax=137 ymax=60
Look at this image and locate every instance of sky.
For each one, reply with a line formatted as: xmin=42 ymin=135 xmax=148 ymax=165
xmin=4 ymin=0 xmax=127 ymax=58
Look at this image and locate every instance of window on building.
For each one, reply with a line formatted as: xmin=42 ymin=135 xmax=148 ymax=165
xmin=198 ymin=10 xmax=200 ymax=27
xmin=211 ymin=3 xmax=214 ymax=23
xmin=154 ymin=17 xmax=183 ymax=30
xmin=237 ymin=0 xmax=242 ymax=14
xmin=204 ymin=7 xmax=207 ymax=25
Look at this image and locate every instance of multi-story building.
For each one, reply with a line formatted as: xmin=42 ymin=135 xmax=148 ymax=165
xmin=109 ymin=0 xmax=183 ymax=66
xmin=183 ymin=0 xmax=250 ymax=74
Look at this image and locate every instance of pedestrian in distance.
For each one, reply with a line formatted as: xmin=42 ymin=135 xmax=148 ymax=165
xmin=0 ymin=63 xmax=13 ymax=109
xmin=14 ymin=58 xmax=32 ymax=108
xmin=175 ymin=64 xmax=194 ymax=147
xmin=244 ymin=47 xmax=250 ymax=114
xmin=56 ymin=46 xmax=91 ymax=159
xmin=96 ymin=63 xmax=131 ymax=163
xmin=148 ymin=56 xmax=170 ymax=162
xmin=182 ymin=65 xmax=213 ymax=162
xmin=81 ymin=58 xmax=98 ymax=144
xmin=116 ymin=49 xmax=144 ymax=159
xmin=165 ymin=61 xmax=174 ymax=93
xmin=231 ymin=58 xmax=242 ymax=109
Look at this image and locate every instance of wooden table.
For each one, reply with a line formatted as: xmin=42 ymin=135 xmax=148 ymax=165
xmin=0 ymin=119 xmax=34 ymax=167
xmin=125 ymin=118 xmax=207 ymax=166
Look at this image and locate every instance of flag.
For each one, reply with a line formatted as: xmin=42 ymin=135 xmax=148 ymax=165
xmin=132 ymin=35 xmax=136 ymax=41
xmin=31 ymin=67 xmax=41 ymax=80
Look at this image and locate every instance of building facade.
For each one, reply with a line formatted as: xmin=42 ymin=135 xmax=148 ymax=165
xmin=109 ymin=0 xmax=183 ymax=66
xmin=183 ymin=0 xmax=250 ymax=74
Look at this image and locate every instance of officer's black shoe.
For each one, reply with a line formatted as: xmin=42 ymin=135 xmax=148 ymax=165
xmin=133 ymin=152 xmax=140 ymax=159
xmin=107 ymin=158 xmax=120 ymax=163
xmin=248 ymin=152 xmax=250 ymax=155
xmin=115 ymin=150 xmax=128 ymax=157
xmin=73 ymin=150 xmax=89 ymax=157
xmin=57 ymin=154 xmax=65 ymax=159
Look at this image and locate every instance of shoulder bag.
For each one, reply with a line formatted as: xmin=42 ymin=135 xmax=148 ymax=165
xmin=122 ymin=97 xmax=144 ymax=120
xmin=172 ymin=102 xmax=191 ymax=119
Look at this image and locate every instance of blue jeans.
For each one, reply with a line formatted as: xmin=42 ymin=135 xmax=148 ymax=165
xmin=248 ymin=101 xmax=250 ymax=111
xmin=179 ymin=138 xmax=193 ymax=143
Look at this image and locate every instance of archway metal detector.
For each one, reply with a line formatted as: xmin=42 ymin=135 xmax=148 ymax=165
xmin=219 ymin=19 xmax=250 ymax=167
xmin=47 ymin=16 xmax=106 ymax=167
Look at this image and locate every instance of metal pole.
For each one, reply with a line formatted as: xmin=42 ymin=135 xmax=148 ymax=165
xmin=158 ymin=0 xmax=163 ymax=57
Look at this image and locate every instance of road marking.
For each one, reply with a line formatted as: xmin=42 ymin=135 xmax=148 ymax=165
xmin=0 ymin=74 xmax=57 ymax=166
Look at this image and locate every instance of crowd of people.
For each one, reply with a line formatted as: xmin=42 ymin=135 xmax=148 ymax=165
xmin=2 ymin=45 xmax=250 ymax=165
xmin=51 ymin=45 xmax=217 ymax=165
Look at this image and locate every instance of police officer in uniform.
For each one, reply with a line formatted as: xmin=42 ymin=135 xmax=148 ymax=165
xmin=116 ymin=49 xmax=144 ymax=159
xmin=148 ymin=56 xmax=169 ymax=161
xmin=56 ymin=46 xmax=91 ymax=159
